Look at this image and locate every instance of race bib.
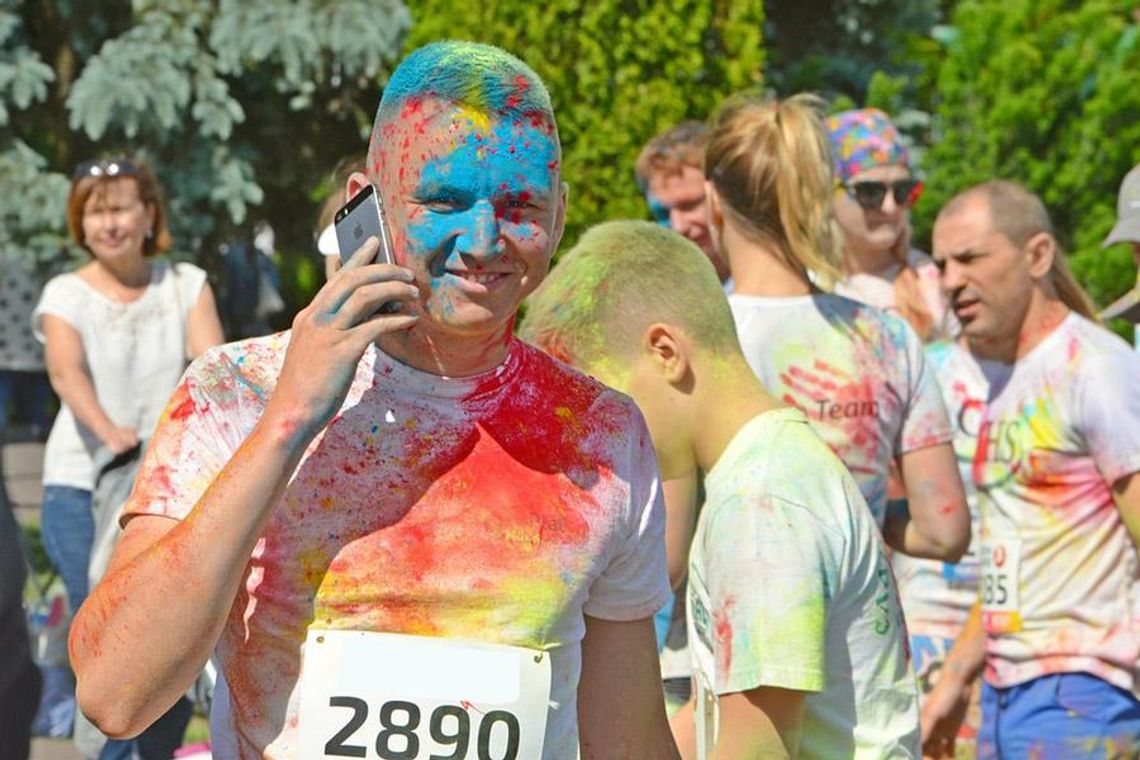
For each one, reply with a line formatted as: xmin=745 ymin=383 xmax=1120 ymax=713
xmin=298 ymin=630 xmax=552 ymax=760
xmin=981 ymin=539 xmax=1022 ymax=634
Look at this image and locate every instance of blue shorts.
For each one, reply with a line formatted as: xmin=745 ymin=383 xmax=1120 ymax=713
xmin=979 ymin=672 xmax=1140 ymax=759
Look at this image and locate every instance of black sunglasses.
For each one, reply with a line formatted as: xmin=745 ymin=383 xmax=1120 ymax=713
xmin=73 ymin=158 xmax=140 ymax=180
xmin=840 ymin=179 xmax=924 ymax=211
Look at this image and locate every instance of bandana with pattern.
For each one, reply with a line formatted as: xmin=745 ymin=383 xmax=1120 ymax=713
xmin=825 ymin=109 xmax=909 ymax=181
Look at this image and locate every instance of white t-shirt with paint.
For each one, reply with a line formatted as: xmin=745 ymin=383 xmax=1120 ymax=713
xmin=124 ymin=335 xmax=671 ymax=759
xmin=729 ymin=293 xmax=953 ymax=525
xmin=34 ymin=261 xmax=205 ymax=489
xmin=974 ymin=313 xmax=1140 ymax=693
xmin=687 ymin=408 xmax=919 ymax=759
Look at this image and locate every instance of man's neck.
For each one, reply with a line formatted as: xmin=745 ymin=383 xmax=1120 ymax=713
xmin=377 ymin=322 xmax=514 ymax=378
xmin=974 ymin=296 xmax=1070 ymax=363
xmin=691 ymin=357 xmax=782 ymax=474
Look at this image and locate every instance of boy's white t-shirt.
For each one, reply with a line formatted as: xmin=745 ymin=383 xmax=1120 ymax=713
xmin=729 ymin=293 xmax=953 ymax=525
xmin=687 ymin=408 xmax=919 ymax=759
xmin=974 ymin=313 xmax=1140 ymax=693
xmin=33 ymin=261 xmax=205 ymax=489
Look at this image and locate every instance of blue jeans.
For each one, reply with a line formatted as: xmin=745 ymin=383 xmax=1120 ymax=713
xmin=979 ymin=672 xmax=1140 ymax=758
xmin=39 ymin=486 xmax=94 ymax=614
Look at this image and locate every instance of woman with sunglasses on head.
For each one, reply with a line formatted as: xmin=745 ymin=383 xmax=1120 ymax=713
xmin=827 ymin=109 xmax=956 ymax=343
xmin=33 ymin=156 xmax=223 ymax=758
xmin=704 ymin=91 xmax=968 ymax=563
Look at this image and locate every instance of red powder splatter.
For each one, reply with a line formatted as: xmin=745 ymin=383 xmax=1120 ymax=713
xmin=713 ymin=598 xmax=737 ymax=675
xmin=168 ymin=386 xmax=199 ymax=421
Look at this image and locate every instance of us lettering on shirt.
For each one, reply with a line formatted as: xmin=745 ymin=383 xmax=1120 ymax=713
xmin=297 ymin=630 xmax=551 ymax=759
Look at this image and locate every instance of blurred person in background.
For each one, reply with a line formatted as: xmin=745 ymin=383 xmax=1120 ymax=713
xmin=703 ymin=91 xmax=968 ymax=564
xmin=34 ymin=155 xmax=224 ymax=758
xmin=0 ymin=489 xmax=40 ymax=759
xmin=1100 ymin=163 xmax=1140 ymax=346
xmin=636 ymin=120 xmax=732 ymax=290
xmin=827 ymin=109 xmax=955 ymax=343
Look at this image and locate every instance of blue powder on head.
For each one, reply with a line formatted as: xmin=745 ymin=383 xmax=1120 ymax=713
xmin=377 ymin=41 xmax=554 ymax=125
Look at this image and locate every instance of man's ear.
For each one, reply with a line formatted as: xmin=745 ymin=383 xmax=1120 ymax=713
xmin=643 ymin=323 xmax=689 ymax=386
xmin=345 ymin=171 xmax=370 ymax=202
xmin=705 ymin=181 xmax=723 ymax=229
xmin=1024 ymin=231 xmax=1057 ymax=280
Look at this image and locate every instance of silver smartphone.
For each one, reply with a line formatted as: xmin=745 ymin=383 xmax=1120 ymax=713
xmin=334 ymin=183 xmax=396 ymax=266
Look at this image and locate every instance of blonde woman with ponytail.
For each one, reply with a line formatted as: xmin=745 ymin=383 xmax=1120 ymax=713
xmin=825 ymin=109 xmax=956 ymax=343
xmin=705 ymin=91 xmax=968 ymax=560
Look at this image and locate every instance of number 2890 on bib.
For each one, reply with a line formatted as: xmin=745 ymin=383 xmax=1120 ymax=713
xmin=297 ymin=630 xmax=552 ymax=759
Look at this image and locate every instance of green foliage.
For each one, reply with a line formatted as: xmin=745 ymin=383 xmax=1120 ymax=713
xmin=916 ymin=0 xmax=1140 ymax=326
xmin=765 ymin=0 xmax=943 ymax=103
xmin=0 ymin=0 xmax=410 ymax=316
xmin=404 ymin=0 xmax=765 ymax=248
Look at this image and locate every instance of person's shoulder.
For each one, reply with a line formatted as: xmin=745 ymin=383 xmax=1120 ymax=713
xmin=515 ymin=339 xmax=647 ymax=428
xmin=188 ymin=330 xmax=290 ymax=395
xmin=169 ymin=260 xmax=208 ymax=279
xmin=715 ymin=409 xmax=854 ymax=529
xmin=815 ymin=291 xmax=918 ymax=346
xmin=905 ymin=247 xmax=939 ymax=273
xmin=924 ymin=338 xmax=967 ymax=374
xmin=40 ymin=268 xmax=83 ymax=294
xmin=1062 ymin=314 xmax=1140 ymax=382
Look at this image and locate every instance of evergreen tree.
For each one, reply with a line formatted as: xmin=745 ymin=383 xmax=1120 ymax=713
xmin=916 ymin=0 xmax=1140 ymax=323
xmin=405 ymin=0 xmax=765 ymax=248
xmin=1 ymin=0 xmax=409 ymax=300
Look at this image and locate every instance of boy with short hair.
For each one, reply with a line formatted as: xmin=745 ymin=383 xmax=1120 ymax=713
xmin=522 ymin=220 xmax=920 ymax=758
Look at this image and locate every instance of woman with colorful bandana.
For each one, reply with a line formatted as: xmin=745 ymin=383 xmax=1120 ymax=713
xmin=826 ymin=109 xmax=956 ymax=343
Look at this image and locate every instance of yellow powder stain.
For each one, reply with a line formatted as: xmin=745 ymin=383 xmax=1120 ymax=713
xmin=404 ymin=418 xmax=417 ymax=431
xmin=1025 ymin=397 xmax=1064 ymax=450
xmin=457 ymin=104 xmax=492 ymax=133
xmin=555 ymin=406 xmax=584 ymax=439
xmin=318 ymin=495 xmax=335 ymax=510
xmin=298 ymin=548 xmax=330 ymax=589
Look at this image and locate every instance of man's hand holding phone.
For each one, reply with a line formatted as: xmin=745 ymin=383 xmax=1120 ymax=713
xmin=264 ymin=234 xmax=419 ymax=449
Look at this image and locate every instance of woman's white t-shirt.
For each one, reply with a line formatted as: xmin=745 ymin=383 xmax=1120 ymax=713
xmin=729 ymin=292 xmax=953 ymax=526
xmin=34 ymin=260 xmax=205 ymax=489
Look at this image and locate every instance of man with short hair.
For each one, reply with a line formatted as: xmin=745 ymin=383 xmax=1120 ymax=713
xmin=523 ymin=220 xmax=920 ymax=758
xmin=921 ymin=181 xmax=1140 ymax=758
xmin=69 ymin=42 xmax=677 ymax=760
xmin=635 ymin=121 xmax=731 ymax=287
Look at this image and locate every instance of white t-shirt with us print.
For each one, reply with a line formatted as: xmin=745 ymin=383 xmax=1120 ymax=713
xmin=729 ymin=292 xmax=954 ymax=526
xmin=686 ymin=408 xmax=919 ymax=758
xmin=974 ymin=313 xmax=1140 ymax=694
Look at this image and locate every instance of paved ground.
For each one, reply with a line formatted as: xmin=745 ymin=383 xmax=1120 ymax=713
xmin=6 ymin=436 xmax=83 ymax=759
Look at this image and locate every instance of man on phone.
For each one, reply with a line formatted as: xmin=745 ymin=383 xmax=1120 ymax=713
xmin=69 ymin=41 xmax=676 ymax=760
